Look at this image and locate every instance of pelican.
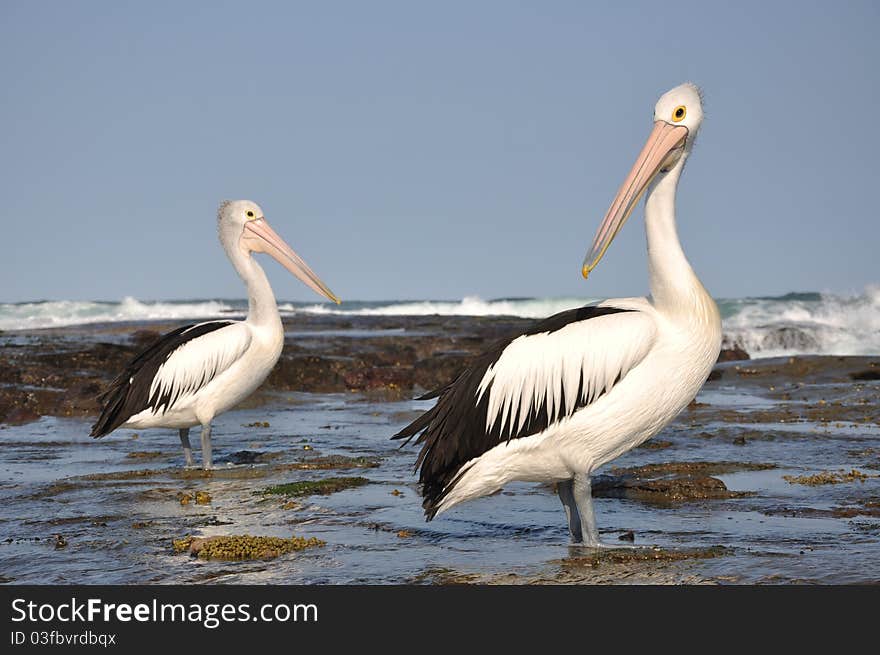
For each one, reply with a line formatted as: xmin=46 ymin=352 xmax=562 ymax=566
xmin=394 ymin=83 xmax=721 ymax=545
xmin=91 ymin=200 xmax=340 ymax=469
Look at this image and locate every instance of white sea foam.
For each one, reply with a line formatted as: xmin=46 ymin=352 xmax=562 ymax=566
xmin=0 ymin=297 xmax=239 ymax=330
xmin=719 ymin=285 xmax=880 ymax=357
xmin=294 ymin=296 xmax=592 ymax=319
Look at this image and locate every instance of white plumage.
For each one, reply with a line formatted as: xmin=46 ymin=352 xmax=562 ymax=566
xmin=478 ymin=303 xmax=657 ymax=437
xmin=147 ymin=322 xmax=252 ymax=413
xmin=395 ymin=83 xmax=721 ymax=545
xmin=92 ymin=200 xmax=339 ymax=469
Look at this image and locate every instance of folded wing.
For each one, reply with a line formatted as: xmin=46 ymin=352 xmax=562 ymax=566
xmin=91 ymin=321 xmax=252 ymax=436
xmin=393 ymin=304 xmax=657 ymax=517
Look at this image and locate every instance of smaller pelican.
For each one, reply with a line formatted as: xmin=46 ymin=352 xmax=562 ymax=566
xmin=91 ymin=200 xmax=339 ymax=469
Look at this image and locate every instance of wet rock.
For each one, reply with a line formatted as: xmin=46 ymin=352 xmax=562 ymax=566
xmin=413 ymin=352 xmax=469 ymax=392
xmin=268 ymin=354 xmax=348 ymax=392
xmin=591 ymin=461 xmax=771 ymax=503
xmin=558 ymin=545 xmax=729 ymax=568
xmin=173 ymin=534 xmax=324 ymax=560
xmin=782 ymin=469 xmax=874 ymax=486
xmin=275 ymin=455 xmax=381 ymax=471
xmin=717 ymin=346 xmax=750 ymax=362
xmin=2 ymin=405 xmax=41 ymax=425
xmin=611 ymin=461 xmax=776 ymax=477
xmin=851 ymin=367 xmax=880 ymax=381
xmin=261 ymin=476 xmax=369 ymax=497
xmin=126 ymin=451 xmax=165 ymax=460
xmin=343 ymin=365 xmax=412 ymax=392
xmin=224 ymin=450 xmax=278 ymax=465
xmin=618 ymin=531 xmax=635 ymax=542
xmin=638 ymin=439 xmax=673 ymax=450
xmin=592 ymin=473 xmax=745 ymax=503
xmin=409 ymin=568 xmax=482 ymax=585
xmin=764 ymin=498 xmax=880 ymax=519
xmin=760 ymin=327 xmax=820 ymax=352
xmin=129 ymin=329 xmax=161 ymax=347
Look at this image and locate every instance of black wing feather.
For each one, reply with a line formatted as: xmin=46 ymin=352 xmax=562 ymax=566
xmin=90 ymin=321 xmax=235 ymax=438
xmin=392 ymin=304 xmax=632 ymax=519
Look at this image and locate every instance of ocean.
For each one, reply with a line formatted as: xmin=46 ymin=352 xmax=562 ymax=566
xmin=2 ymin=286 xmax=879 ymax=358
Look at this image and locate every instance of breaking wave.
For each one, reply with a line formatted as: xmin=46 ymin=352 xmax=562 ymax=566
xmin=3 ymin=287 xmax=878 ymax=357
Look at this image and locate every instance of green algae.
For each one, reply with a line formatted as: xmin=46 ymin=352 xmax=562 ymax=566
xmin=173 ymin=534 xmax=325 ymax=560
xmin=783 ymin=469 xmax=874 ymax=486
xmin=261 ymin=476 xmax=369 ymax=498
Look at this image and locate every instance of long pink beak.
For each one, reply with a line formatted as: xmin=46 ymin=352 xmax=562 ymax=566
xmin=242 ymin=218 xmax=341 ymax=304
xmin=582 ymin=120 xmax=689 ymax=279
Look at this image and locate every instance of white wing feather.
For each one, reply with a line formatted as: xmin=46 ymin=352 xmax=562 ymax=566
xmin=477 ymin=310 xmax=657 ymax=437
xmin=148 ymin=322 xmax=252 ymax=408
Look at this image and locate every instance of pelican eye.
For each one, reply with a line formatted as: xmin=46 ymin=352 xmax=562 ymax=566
xmin=672 ymin=105 xmax=686 ymax=122
xmin=245 ymin=210 xmax=255 ymax=219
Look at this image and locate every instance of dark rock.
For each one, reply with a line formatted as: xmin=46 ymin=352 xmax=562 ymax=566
xmin=638 ymin=439 xmax=673 ymax=450
xmin=717 ymin=346 xmax=750 ymax=362
xmin=225 ymin=450 xmax=269 ymax=465
xmin=130 ymin=329 xmax=162 ymax=347
xmin=592 ymin=473 xmax=745 ymax=503
xmin=851 ymin=368 xmax=880 ymax=381
xmin=612 ymin=461 xmax=775 ymax=477
xmin=268 ymin=354 xmax=348 ymax=392
xmin=2 ymin=406 xmax=41 ymax=425
xmin=413 ymin=351 xmax=469 ymax=392
xmin=618 ymin=531 xmax=635 ymax=542
xmin=590 ymin=461 xmax=770 ymax=504
xmin=343 ymin=365 xmax=412 ymax=391
xmin=761 ymin=327 xmax=820 ymax=352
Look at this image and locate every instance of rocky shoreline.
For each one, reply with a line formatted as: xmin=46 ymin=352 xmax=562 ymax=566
xmin=0 ymin=313 xmax=762 ymax=426
xmin=1 ymin=314 xmax=879 ymax=584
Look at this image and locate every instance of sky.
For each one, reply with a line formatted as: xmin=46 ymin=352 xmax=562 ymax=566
xmin=1 ymin=1 xmax=878 ymax=304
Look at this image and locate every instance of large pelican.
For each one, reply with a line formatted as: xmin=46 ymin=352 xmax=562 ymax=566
xmin=91 ymin=200 xmax=340 ymax=469
xmin=394 ymin=83 xmax=721 ymax=545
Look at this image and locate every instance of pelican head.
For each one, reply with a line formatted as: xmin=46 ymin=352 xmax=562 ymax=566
xmin=218 ymin=199 xmax=340 ymax=304
xmin=582 ymin=83 xmax=704 ymax=278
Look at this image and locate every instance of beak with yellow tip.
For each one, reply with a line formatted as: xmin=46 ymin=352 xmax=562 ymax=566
xmin=582 ymin=121 xmax=689 ymax=279
xmin=242 ymin=218 xmax=341 ymax=304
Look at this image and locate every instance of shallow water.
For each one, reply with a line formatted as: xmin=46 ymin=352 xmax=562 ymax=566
xmin=1 ymin=361 xmax=879 ymax=585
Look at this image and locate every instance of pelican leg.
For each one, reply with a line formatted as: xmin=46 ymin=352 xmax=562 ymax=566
xmin=557 ymin=479 xmax=584 ymax=543
xmin=572 ymin=473 xmax=601 ymax=547
xmin=178 ymin=428 xmax=194 ymax=467
xmin=200 ymin=423 xmax=213 ymax=470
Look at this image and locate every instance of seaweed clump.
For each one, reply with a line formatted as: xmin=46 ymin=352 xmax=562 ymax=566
xmin=172 ymin=534 xmax=325 ymax=560
xmin=261 ymin=477 xmax=369 ymax=498
xmin=783 ymin=469 xmax=873 ymax=486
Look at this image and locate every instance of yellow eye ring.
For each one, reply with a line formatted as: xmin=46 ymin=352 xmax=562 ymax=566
xmin=246 ymin=210 xmax=255 ymax=219
xmin=671 ymin=105 xmax=686 ymax=122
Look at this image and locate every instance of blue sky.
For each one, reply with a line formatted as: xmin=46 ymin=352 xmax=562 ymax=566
xmin=1 ymin=1 xmax=878 ymax=303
